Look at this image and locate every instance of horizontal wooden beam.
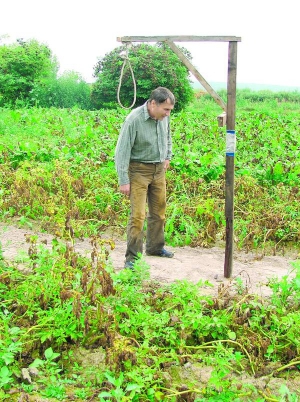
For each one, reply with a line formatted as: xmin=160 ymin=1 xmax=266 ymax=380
xmin=117 ymin=35 xmax=241 ymax=43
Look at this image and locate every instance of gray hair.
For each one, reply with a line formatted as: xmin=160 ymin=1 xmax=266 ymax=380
xmin=149 ymin=87 xmax=175 ymax=105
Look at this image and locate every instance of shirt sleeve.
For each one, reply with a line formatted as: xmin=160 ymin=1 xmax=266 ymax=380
xmin=114 ymin=120 xmax=136 ymax=186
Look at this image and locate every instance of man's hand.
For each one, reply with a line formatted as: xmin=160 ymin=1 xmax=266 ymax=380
xmin=120 ymin=183 xmax=130 ymax=196
xmin=164 ymin=160 xmax=170 ymax=170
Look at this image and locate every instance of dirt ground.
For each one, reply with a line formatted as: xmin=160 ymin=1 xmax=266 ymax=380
xmin=1 ymin=223 xmax=298 ymax=297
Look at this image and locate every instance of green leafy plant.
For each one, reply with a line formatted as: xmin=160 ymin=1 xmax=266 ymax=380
xmin=98 ymin=371 xmax=141 ymax=401
xmin=30 ymin=347 xmax=61 ymax=376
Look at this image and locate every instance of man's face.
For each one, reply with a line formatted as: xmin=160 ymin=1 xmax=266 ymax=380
xmin=149 ymin=98 xmax=174 ymax=121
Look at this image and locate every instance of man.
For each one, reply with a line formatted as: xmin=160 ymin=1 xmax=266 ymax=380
xmin=115 ymin=87 xmax=175 ymax=269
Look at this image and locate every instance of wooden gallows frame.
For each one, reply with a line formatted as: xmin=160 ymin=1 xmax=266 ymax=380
xmin=117 ymin=35 xmax=241 ymax=278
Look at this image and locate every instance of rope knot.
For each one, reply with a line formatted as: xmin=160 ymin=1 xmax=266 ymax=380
xmin=119 ymin=50 xmax=128 ymax=60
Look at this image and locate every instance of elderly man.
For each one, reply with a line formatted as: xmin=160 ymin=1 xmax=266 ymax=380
xmin=115 ymin=87 xmax=175 ymax=269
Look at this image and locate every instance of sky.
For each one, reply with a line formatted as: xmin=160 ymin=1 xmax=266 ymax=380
xmin=1 ymin=0 xmax=300 ymax=89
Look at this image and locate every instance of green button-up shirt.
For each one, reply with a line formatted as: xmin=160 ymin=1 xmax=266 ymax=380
xmin=115 ymin=102 xmax=172 ymax=185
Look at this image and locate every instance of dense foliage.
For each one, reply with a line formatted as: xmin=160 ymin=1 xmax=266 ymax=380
xmin=0 ymin=39 xmax=92 ymax=109
xmin=91 ymin=43 xmax=194 ymax=111
xmin=29 ymin=71 xmax=93 ymax=109
xmin=0 ymin=39 xmax=58 ymax=107
xmin=0 ymin=39 xmax=196 ymax=111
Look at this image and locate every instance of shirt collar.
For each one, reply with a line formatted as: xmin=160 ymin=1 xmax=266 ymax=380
xmin=143 ymin=101 xmax=154 ymax=121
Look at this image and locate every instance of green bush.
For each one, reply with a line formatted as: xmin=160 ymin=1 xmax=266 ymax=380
xmin=91 ymin=43 xmax=194 ymax=111
xmin=29 ymin=71 xmax=93 ymax=109
xmin=0 ymin=39 xmax=58 ymax=107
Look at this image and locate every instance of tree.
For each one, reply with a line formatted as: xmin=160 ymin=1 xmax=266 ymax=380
xmin=91 ymin=43 xmax=194 ymax=111
xmin=0 ymin=39 xmax=58 ymax=107
xmin=30 ymin=71 xmax=92 ymax=109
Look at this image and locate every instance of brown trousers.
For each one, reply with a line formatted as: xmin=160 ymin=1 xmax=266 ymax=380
xmin=125 ymin=162 xmax=166 ymax=262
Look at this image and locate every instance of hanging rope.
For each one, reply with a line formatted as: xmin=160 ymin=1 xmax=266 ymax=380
xmin=117 ymin=44 xmax=137 ymax=109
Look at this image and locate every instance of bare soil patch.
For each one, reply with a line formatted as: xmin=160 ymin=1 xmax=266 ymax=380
xmin=1 ymin=223 xmax=298 ymax=297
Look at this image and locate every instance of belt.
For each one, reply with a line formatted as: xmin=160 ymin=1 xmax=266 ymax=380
xmin=130 ymin=160 xmax=163 ymax=165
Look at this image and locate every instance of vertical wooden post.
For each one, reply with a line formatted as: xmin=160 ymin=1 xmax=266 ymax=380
xmin=224 ymin=41 xmax=238 ymax=278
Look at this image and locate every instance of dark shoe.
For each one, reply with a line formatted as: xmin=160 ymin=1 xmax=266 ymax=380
xmin=147 ymin=248 xmax=174 ymax=258
xmin=124 ymin=261 xmax=135 ymax=269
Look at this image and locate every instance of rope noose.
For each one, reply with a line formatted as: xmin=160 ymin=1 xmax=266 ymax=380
xmin=117 ymin=44 xmax=137 ymax=110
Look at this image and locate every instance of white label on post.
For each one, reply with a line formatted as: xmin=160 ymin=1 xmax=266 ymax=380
xmin=226 ymin=130 xmax=236 ymax=156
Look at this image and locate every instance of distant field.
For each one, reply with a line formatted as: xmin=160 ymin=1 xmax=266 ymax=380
xmin=192 ymin=80 xmax=300 ymax=92
xmin=0 ymin=94 xmax=299 ymax=252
